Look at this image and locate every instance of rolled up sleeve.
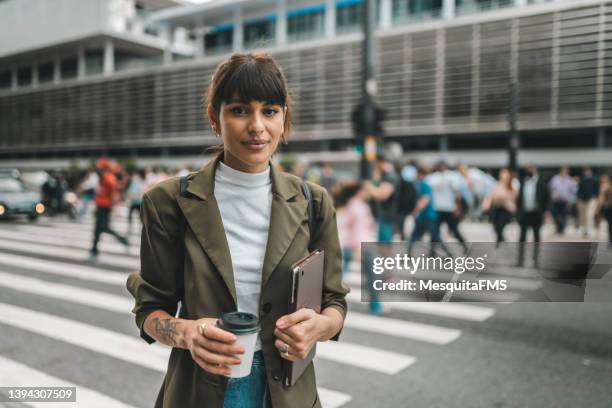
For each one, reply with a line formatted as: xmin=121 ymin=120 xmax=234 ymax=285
xmin=126 ymin=189 xmax=183 ymax=344
xmin=309 ymin=184 xmax=350 ymax=341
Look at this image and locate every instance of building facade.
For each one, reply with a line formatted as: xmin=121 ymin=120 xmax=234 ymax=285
xmin=1 ymin=0 xmax=611 ymax=168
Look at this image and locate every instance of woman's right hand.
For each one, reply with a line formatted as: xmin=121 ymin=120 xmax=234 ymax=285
xmin=184 ymin=317 xmax=245 ymax=376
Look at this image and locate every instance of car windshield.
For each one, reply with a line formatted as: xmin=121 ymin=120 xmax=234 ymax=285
xmin=0 ymin=178 xmax=25 ymax=193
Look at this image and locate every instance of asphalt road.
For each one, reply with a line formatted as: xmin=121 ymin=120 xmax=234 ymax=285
xmin=0 ymin=210 xmax=610 ymax=408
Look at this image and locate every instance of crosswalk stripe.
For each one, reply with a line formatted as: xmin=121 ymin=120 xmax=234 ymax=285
xmin=0 ymin=356 xmax=138 ymax=408
xmin=0 ymin=270 xmax=416 ymax=375
xmin=14 ymin=224 xmax=141 ymax=249
xmin=344 ymin=312 xmax=461 ymax=345
xmin=0 ymin=302 xmax=170 ymax=372
xmin=37 ymin=218 xmax=140 ymax=238
xmin=0 ymin=229 xmax=139 ymax=255
xmin=345 ymin=292 xmax=495 ymax=321
xmin=0 ymin=253 xmax=128 ymax=286
xmin=0 ymin=239 xmax=139 ymax=270
xmin=0 ymin=271 xmax=133 ymax=314
xmin=317 ymin=341 xmax=415 ymax=375
xmin=317 ymin=388 xmax=352 ymax=408
xmin=0 ymin=303 xmax=350 ymax=408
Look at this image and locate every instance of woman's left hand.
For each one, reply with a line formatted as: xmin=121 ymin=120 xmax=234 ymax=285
xmin=274 ymin=308 xmax=331 ymax=361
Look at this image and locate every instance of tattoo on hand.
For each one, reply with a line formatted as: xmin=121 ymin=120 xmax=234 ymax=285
xmin=153 ymin=317 xmax=180 ymax=347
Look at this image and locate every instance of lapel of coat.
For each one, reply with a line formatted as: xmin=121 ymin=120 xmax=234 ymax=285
xmin=176 ymin=156 xmax=237 ymax=307
xmin=260 ymin=165 xmax=308 ymax=292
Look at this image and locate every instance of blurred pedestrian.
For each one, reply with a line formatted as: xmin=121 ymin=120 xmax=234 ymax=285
xmin=483 ymin=168 xmax=517 ymax=247
xmin=126 ymin=169 xmax=145 ymax=233
xmin=549 ymin=166 xmax=577 ymax=235
xmin=90 ymin=158 xmax=129 ymax=261
xmin=596 ymin=174 xmax=612 ymax=245
xmin=407 ymin=165 xmax=451 ymax=257
xmin=335 ymin=181 xmax=383 ymax=314
xmin=78 ymin=168 xmax=99 ymax=219
xmin=517 ymin=164 xmax=549 ymax=266
xmin=427 ymin=161 xmax=468 ymax=253
xmin=397 ymin=163 xmax=418 ymax=240
xmin=576 ymin=167 xmax=599 ymax=238
xmin=363 ymin=155 xmax=399 ymax=244
xmin=319 ymin=162 xmax=337 ymax=194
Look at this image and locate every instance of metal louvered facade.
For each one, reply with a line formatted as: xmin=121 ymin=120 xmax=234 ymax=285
xmin=1 ymin=0 xmax=611 ymax=158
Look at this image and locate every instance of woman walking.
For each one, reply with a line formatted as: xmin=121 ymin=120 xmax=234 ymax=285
xmin=127 ymin=53 xmax=348 ymax=408
xmin=484 ymin=168 xmax=517 ymax=246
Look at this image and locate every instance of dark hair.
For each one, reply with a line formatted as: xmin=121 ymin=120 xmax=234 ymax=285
xmin=204 ymin=53 xmax=293 ymax=152
xmin=334 ymin=181 xmax=362 ymax=208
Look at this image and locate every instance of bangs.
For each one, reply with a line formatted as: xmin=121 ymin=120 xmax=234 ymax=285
xmin=214 ymin=59 xmax=287 ymax=110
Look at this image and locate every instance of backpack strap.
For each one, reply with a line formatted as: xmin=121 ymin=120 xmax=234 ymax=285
xmin=180 ymin=175 xmax=189 ymax=197
xmin=301 ymin=180 xmax=316 ymax=251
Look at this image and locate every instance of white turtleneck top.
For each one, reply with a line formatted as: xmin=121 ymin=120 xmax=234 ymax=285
xmin=214 ymin=161 xmax=272 ymax=351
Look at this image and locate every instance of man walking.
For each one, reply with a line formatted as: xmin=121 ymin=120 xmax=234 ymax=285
xmin=576 ymin=167 xmax=598 ymax=238
xmin=549 ymin=166 xmax=577 ymax=235
xmin=90 ymin=158 xmax=129 ymax=261
xmin=517 ymin=164 xmax=549 ymax=267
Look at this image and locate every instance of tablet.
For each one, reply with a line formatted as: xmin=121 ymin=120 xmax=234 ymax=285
xmin=282 ymin=249 xmax=324 ymax=387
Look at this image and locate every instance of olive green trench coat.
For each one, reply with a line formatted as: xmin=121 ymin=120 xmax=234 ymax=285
xmin=127 ymin=156 xmax=349 ymax=408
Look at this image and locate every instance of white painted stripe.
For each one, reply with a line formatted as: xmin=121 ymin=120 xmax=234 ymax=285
xmin=0 ymin=356 xmax=138 ymax=408
xmin=0 ymin=271 xmax=416 ymax=376
xmin=0 ymin=271 xmax=133 ymax=314
xmin=15 ymin=224 xmax=141 ymax=249
xmin=0 ymin=302 xmax=170 ymax=372
xmin=0 ymin=253 xmax=128 ymax=286
xmin=317 ymin=341 xmax=415 ymax=375
xmin=0 ymin=229 xmax=139 ymax=255
xmin=344 ymin=311 xmax=461 ymax=345
xmin=0 ymin=303 xmax=349 ymax=408
xmin=37 ymin=218 xmax=140 ymax=238
xmin=346 ymin=292 xmax=495 ymax=322
xmin=318 ymin=388 xmax=352 ymax=408
xmin=0 ymin=239 xmax=139 ymax=270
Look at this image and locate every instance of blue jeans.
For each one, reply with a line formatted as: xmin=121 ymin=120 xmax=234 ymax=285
xmin=378 ymin=220 xmax=395 ymax=243
xmin=223 ymin=351 xmax=271 ymax=408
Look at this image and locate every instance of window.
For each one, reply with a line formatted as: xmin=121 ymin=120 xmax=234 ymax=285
xmin=456 ymin=0 xmax=513 ymax=15
xmin=86 ymin=49 xmax=104 ymax=75
xmin=244 ymin=16 xmax=276 ymax=49
xmin=337 ymin=0 xmax=364 ymax=34
xmin=205 ymin=25 xmax=233 ymax=55
xmin=60 ymin=57 xmax=78 ymax=79
xmin=17 ymin=67 xmax=31 ymax=86
xmin=392 ymin=0 xmax=442 ymax=23
xmin=38 ymin=62 xmax=54 ymax=83
xmin=0 ymin=70 xmax=11 ymax=89
xmin=287 ymin=4 xmax=325 ymax=42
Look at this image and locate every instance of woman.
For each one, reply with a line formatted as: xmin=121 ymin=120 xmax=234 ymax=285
xmin=127 ymin=53 xmax=348 ymax=408
xmin=483 ymin=168 xmax=517 ymax=246
xmin=596 ymin=174 xmax=612 ymax=244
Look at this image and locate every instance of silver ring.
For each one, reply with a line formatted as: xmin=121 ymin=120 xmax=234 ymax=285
xmin=198 ymin=323 xmax=207 ymax=338
xmin=282 ymin=343 xmax=289 ymax=356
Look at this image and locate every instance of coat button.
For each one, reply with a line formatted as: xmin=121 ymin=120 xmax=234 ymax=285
xmin=272 ymin=374 xmax=281 ymax=381
xmin=262 ymin=302 xmax=272 ymax=313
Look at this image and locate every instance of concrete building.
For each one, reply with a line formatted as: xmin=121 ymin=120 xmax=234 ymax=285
xmin=0 ymin=0 xmax=611 ymax=169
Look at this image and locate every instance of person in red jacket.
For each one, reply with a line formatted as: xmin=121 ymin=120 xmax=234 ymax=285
xmin=89 ymin=158 xmax=129 ymax=261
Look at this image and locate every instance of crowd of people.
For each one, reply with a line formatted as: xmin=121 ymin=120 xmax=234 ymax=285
xmin=45 ymin=156 xmax=612 ymax=270
xmin=295 ymin=158 xmax=612 ymax=275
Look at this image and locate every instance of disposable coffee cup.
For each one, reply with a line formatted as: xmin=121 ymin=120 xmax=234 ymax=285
xmin=217 ymin=312 xmax=260 ymax=378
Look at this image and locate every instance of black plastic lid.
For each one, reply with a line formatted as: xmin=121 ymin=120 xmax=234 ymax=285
xmin=218 ymin=312 xmax=260 ymax=335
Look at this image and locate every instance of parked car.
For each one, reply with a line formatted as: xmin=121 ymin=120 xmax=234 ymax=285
xmin=0 ymin=176 xmax=45 ymax=221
